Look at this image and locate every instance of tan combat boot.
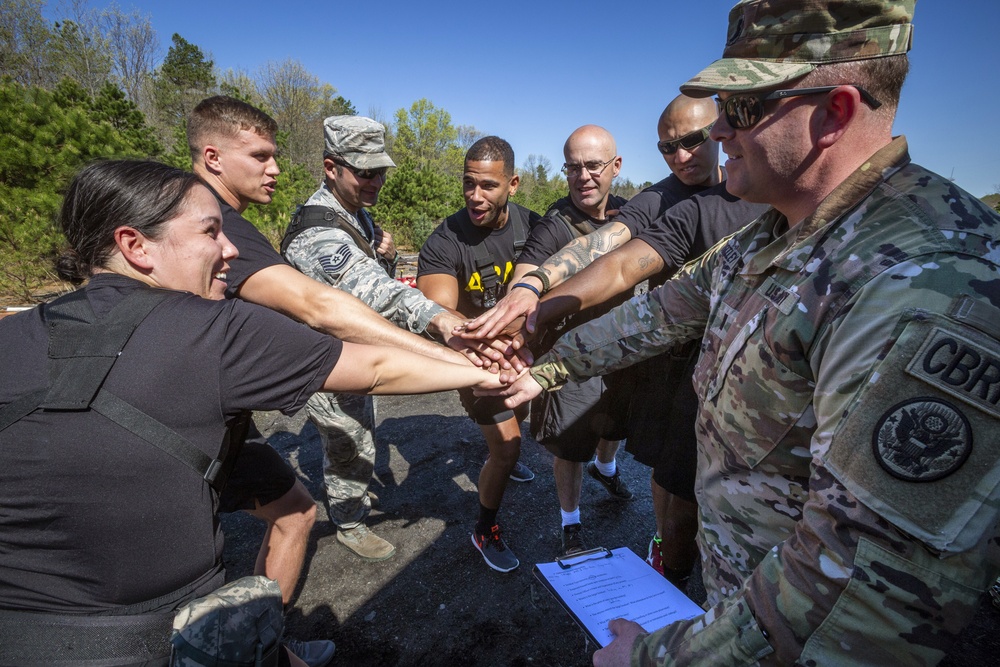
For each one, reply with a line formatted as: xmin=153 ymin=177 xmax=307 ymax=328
xmin=336 ymin=524 xmax=395 ymax=561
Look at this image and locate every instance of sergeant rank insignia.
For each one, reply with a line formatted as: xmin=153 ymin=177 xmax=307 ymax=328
xmin=872 ymin=397 xmax=972 ymax=482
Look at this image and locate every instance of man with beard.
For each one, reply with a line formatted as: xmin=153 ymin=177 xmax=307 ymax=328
xmin=417 ymin=136 xmax=541 ymax=572
xmin=463 ymin=94 xmax=728 ymax=582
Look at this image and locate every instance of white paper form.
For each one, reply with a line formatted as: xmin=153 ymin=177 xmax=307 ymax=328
xmin=534 ymin=547 xmax=704 ymax=647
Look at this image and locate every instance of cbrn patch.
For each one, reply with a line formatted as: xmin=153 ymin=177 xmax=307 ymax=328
xmin=906 ymin=325 xmax=1000 ymax=419
xmin=826 ymin=309 xmax=1000 ymax=554
xmin=872 ymin=397 xmax=972 ymax=482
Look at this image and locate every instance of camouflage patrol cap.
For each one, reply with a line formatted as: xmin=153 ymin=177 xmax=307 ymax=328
xmin=170 ymin=575 xmax=284 ymax=666
xmin=681 ymin=0 xmax=915 ymax=95
xmin=323 ymin=115 xmax=396 ymax=170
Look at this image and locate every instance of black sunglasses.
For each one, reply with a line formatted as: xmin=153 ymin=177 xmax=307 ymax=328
xmin=716 ymin=85 xmax=882 ymax=130
xmin=335 ymin=159 xmax=388 ymax=180
xmin=657 ymin=123 xmax=715 ymax=156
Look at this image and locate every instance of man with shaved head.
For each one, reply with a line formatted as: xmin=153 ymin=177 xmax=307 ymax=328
xmin=505 ymin=125 xmax=632 ymax=555
xmin=464 ymin=96 xmax=726 ymax=568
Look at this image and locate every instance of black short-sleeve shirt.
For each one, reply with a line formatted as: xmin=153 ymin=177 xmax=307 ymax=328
xmin=0 ymin=274 xmax=340 ymax=613
xmin=517 ymin=194 xmax=630 ymax=267
xmin=207 ymin=187 xmax=286 ymax=298
xmin=636 ymin=184 xmax=769 ymax=281
xmin=417 ymin=203 xmax=541 ymax=317
xmin=518 ymin=195 xmax=633 ymax=336
xmin=613 ymin=174 xmax=708 ymax=237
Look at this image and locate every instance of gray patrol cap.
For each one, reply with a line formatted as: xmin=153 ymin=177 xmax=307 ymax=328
xmin=323 ymin=116 xmax=396 ymax=170
xmin=681 ymin=0 xmax=915 ymax=95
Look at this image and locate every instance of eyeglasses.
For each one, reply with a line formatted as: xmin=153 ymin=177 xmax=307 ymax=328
xmin=335 ymin=159 xmax=388 ymax=180
xmin=716 ymin=85 xmax=882 ymax=130
xmin=656 ymin=123 xmax=715 ymax=156
xmin=561 ymin=157 xmax=616 ymax=178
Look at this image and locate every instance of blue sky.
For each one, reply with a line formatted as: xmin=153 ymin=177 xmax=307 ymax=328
xmin=82 ymin=0 xmax=1000 ymax=197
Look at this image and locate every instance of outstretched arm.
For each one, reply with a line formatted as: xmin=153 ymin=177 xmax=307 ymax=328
xmin=534 ymin=238 xmax=664 ymax=330
xmin=426 ymin=310 xmax=518 ymax=369
xmin=416 ymin=272 xmax=525 ymax=371
xmin=322 ymin=342 xmax=506 ymax=395
xmin=237 ymin=263 xmax=467 ymax=365
xmin=527 ymin=221 xmax=633 ymax=295
xmin=461 ymin=222 xmax=634 ymax=339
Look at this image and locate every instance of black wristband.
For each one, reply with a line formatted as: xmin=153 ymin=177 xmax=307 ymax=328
xmin=522 ymin=270 xmax=550 ymax=294
xmin=511 ymin=282 xmax=541 ymax=298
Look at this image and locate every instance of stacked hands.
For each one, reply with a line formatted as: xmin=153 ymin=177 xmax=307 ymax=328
xmin=449 ymin=285 xmax=547 ymax=405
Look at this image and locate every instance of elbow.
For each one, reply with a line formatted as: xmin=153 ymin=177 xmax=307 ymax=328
xmin=299 ymin=288 xmax=353 ymax=337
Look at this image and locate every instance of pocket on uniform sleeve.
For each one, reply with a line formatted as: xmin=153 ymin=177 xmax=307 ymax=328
xmin=799 ymin=536 xmax=983 ymax=665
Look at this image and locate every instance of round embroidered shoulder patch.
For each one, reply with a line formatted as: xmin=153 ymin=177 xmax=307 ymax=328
xmin=872 ymin=398 xmax=972 ymax=482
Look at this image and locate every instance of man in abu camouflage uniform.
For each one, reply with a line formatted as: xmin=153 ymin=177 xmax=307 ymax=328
xmin=282 ymin=116 xmax=466 ymax=561
xmin=491 ymin=1 xmax=1000 ymax=664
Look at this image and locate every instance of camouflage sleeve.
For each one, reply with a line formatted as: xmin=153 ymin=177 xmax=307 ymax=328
xmin=630 ymin=598 xmax=772 ymax=666
xmin=633 ymin=254 xmax=1000 ymax=666
xmin=530 ymin=248 xmax=715 ymax=390
xmin=284 ymin=227 xmax=444 ymax=335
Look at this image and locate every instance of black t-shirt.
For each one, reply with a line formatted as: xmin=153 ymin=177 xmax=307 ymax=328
xmin=613 ymin=173 xmax=709 ymax=237
xmin=417 ymin=203 xmax=541 ymax=317
xmin=517 ymin=194 xmax=629 ymax=267
xmin=518 ymin=195 xmax=632 ymax=337
xmin=637 ymin=183 xmax=769 ymax=283
xmin=0 ymin=274 xmax=340 ymax=614
xmin=207 ymin=187 xmax=286 ymax=298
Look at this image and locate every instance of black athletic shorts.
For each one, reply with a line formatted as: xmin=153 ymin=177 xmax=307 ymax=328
xmin=457 ymin=386 xmax=515 ymax=425
xmin=530 ymin=370 xmax=630 ymax=462
xmin=218 ymin=426 xmax=297 ymax=513
xmin=624 ymin=341 xmax=700 ymax=503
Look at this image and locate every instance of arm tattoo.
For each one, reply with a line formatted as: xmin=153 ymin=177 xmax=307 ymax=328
xmin=537 ymin=225 xmax=628 ymax=288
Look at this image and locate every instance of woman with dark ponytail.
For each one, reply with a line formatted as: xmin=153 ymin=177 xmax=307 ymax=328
xmin=55 ymin=160 xmax=202 ymax=285
xmin=0 ymin=160 xmax=504 ymax=666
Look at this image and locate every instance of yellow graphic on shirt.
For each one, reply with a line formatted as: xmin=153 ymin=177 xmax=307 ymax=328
xmin=466 ymin=261 xmax=515 ymax=293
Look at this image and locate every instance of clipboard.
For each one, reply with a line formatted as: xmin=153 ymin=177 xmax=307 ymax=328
xmin=533 ymin=546 xmax=703 ymax=647
xmin=533 ymin=548 xmax=612 ymax=645
xmin=554 ymin=545 xmax=613 ymax=569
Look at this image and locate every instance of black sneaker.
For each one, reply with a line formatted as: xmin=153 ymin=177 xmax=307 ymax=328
xmin=484 ymin=456 xmax=535 ymax=483
xmin=509 ymin=461 xmax=535 ymax=482
xmin=472 ymin=524 xmax=520 ymax=572
xmin=284 ymin=638 xmax=335 ymax=667
xmin=587 ymin=461 xmax=634 ymax=500
xmin=561 ymin=523 xmax=586 ymax=556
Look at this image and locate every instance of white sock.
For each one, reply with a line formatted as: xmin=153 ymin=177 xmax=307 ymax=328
xmin=561 ymin=508 xmax=581 ymax=527
xmin=594 ymin=458 xmax=617 ymax=477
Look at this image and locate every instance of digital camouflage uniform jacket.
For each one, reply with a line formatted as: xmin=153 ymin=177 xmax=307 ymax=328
xmin=284 ymin=183 xmax=445 ymax=332
xmin=531 ymin=137 xmax=1000 ymax=665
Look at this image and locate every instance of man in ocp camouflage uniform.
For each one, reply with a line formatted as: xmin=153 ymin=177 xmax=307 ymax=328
xmin=282 ymin=116 xmax=466 ymax=561
xmin=490 ymin=1 xmax=1000 ymax=665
